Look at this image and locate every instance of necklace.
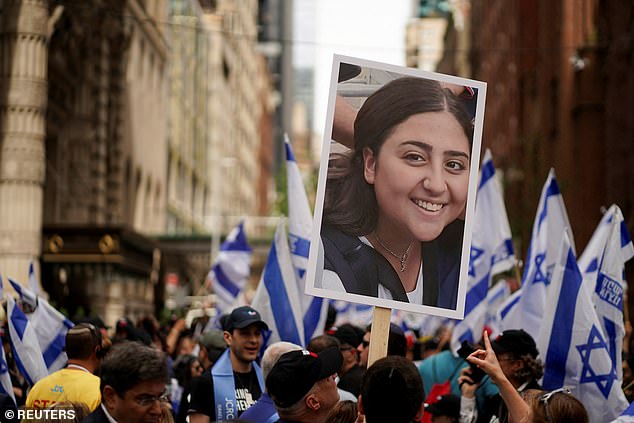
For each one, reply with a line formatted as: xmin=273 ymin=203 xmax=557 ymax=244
xmin=374 ymin=233 xmax=412 ymax=272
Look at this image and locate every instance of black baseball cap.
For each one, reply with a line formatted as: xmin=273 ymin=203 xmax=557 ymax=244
xmin=492 ymin=329 xmax=539 ymax=358
xmin=330 ymin=324 xmax=363 ymax=348
xmin=225 ymin=306 xmax=269 ymax=332
xmin=266 ymin=347 xmax=342 ymax=408
xmin=425 ymin=394 xmax=460 ymax=418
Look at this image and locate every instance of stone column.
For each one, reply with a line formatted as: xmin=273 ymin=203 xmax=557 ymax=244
xmin=0 ymin=0 xmax=48 ymax=287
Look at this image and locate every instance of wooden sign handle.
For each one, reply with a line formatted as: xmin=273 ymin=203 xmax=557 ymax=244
xmin=367 ymin=306 xmax=391 ymax=367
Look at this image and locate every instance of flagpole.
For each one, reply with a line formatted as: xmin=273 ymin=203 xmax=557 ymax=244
xmin=513 ymin=259 xmax=523 ymax=289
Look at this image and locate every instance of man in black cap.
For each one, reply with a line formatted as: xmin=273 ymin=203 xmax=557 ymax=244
xmin=424 ymin=394 xmax=460 ymax=423
xmin=458 ymin=329 xmax=543 ymax=423
xmin=188 ymin=306 xmax=269 ymax=422
xmin=329 ymin=324 xmax=364 ymax=397
xmin=266 ymin=348 xmax=342 ymax=423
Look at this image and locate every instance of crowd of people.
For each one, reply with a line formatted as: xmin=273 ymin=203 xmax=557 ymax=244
xmin=3 ymin=302 xmax=626 ymax=423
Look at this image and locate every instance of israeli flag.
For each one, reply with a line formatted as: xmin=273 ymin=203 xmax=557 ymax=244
xmin=0 ymin=336 xmax=15 ymax=404
xmin=592 ymin=206 xmax=634 ymax=382
xmin=251 ymin=222 xmax=305 ymax=347
xmin=9 ymin=279 xmax=74 ymax=373
xmin=332 ymin=300 xmax=373 ymax=328
xmin=0 ymin=277 xmax=15 ymax=404
xmin=451 ymin=150 xmax=515 ymax=352
xmin=536 ymin=232 xmax=628 ymax=422
xmin=483 ymin=281 xmax=511 ymax=339
xmin=611 ymin=402 xmax=634 ymax=423
xmin=578 ymin=204 xmax=617 ymax=277
xmin=416 ymin=315 xmax=453 ymax=338
xmin=209 ymin=221 xmax=252 ymax=320
xmin=11 ymin=276 xmax=36 ymax=309
xmin=394 ymin=310 xmax=427 ymax=335
xmin=7 ymin=296 xmax=48 ymax=385
xmin=28 ymin=260 xmax=41 ymax=296
xmin=580 ymin=205 xmax=634 ymax=293
xmin=497 ymin=288 xmax=520 ymax=329
xmin=285 ymin=135 xmax=327 ymax=345
xmin=500 ymin=169 xmax=573 ymax=339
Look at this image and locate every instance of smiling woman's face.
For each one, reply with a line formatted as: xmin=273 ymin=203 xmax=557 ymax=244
xmin=363 ymin=111 xmax=470 ymax=243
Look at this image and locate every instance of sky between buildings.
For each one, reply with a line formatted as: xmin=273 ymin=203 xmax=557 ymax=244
xmin=294 ymin=0 xmax=414 ymax=138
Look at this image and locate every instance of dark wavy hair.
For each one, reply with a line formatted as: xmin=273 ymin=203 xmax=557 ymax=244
xmin=512 ymin=354 xmax=544 ymax=383
xmin=360 ymin=356 xmax=424 ymax=423
xmin=323 ymin=77 xmax=473 ymax=236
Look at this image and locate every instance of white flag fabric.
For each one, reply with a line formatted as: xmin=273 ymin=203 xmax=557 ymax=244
xmin=578 ymin=204 xmax=617 ymax=277
xmin=251 ymin=222 xmax=305 ymax=347
xmin=500 ymin=169 xmax=573 ymax=339
xmin=209 ymin=221 xmax=252 ymax=320
xmin=332 ymin=300 xmax=373 ymax=328
xmin=9 ymin=279 xmax=73 ymax=373
xmin=0 ymin=335 xmax=15 ymax=404
xmin=7 ymin=296 xmax=48 ymax=385
xmin=451 ymin=150 xmax=515 ymax=352
xmin=537 ymin=233 xmax=628 ymax=422
xmin=28 ymin=260 xmax=40 ymax=296
xmin=0 ymin=277 xmax=15 ymax=404
xmin=611 ymin=402 xmax=634 ymax=423
xmin=416 ymin=315 xmax=453 ymax=338
xmin=483 ymin=281 xmax=511 ymax=340
xmin=580 ymin=205 xmax=634 ymax=290
xmin=497 ymin=288 xmax=520 ymax=331
xmin=285 ymin=135 xmax=327 ymax=345
xmin=592 ymin=206 xmax=634 ymax=381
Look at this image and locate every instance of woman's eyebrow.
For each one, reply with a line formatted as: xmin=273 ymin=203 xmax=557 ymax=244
xmin=401 ymin=141 xmax=470 ymax=160
xmin=444 ymin=150 xmax=470 ymax=160
xmin=401 ymin=140 xmax=432 ymax=152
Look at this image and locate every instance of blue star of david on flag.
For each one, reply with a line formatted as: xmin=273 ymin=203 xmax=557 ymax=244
xmin=469 ymin=246 xmax=485 ymax=277
xmin=531 ymin=253 xmax=548 ymax=284
xmin=576 ymin=325 xmax=617 ymax=398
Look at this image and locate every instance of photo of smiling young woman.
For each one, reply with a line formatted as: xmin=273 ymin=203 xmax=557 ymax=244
xmin=316 ymin=73 xmax=476 ymax=311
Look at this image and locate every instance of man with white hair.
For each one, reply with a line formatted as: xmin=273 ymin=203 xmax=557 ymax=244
xmin=240 ymin=342 xmax=302 ymax=423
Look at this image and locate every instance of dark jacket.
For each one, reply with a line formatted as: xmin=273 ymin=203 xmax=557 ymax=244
xmin=321 ymin=220 xmax=464 ymax=309
xmin=81 ymin=405 xmax=110 ymax=423
xmin=0 ymin=393 xmax=17 ymax=423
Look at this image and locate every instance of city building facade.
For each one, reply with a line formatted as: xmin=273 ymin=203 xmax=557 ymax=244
xmin=434 ymin=0 xmax=633 ymax=282
xmin=1 ymin=0 xmax=275 ymax=323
